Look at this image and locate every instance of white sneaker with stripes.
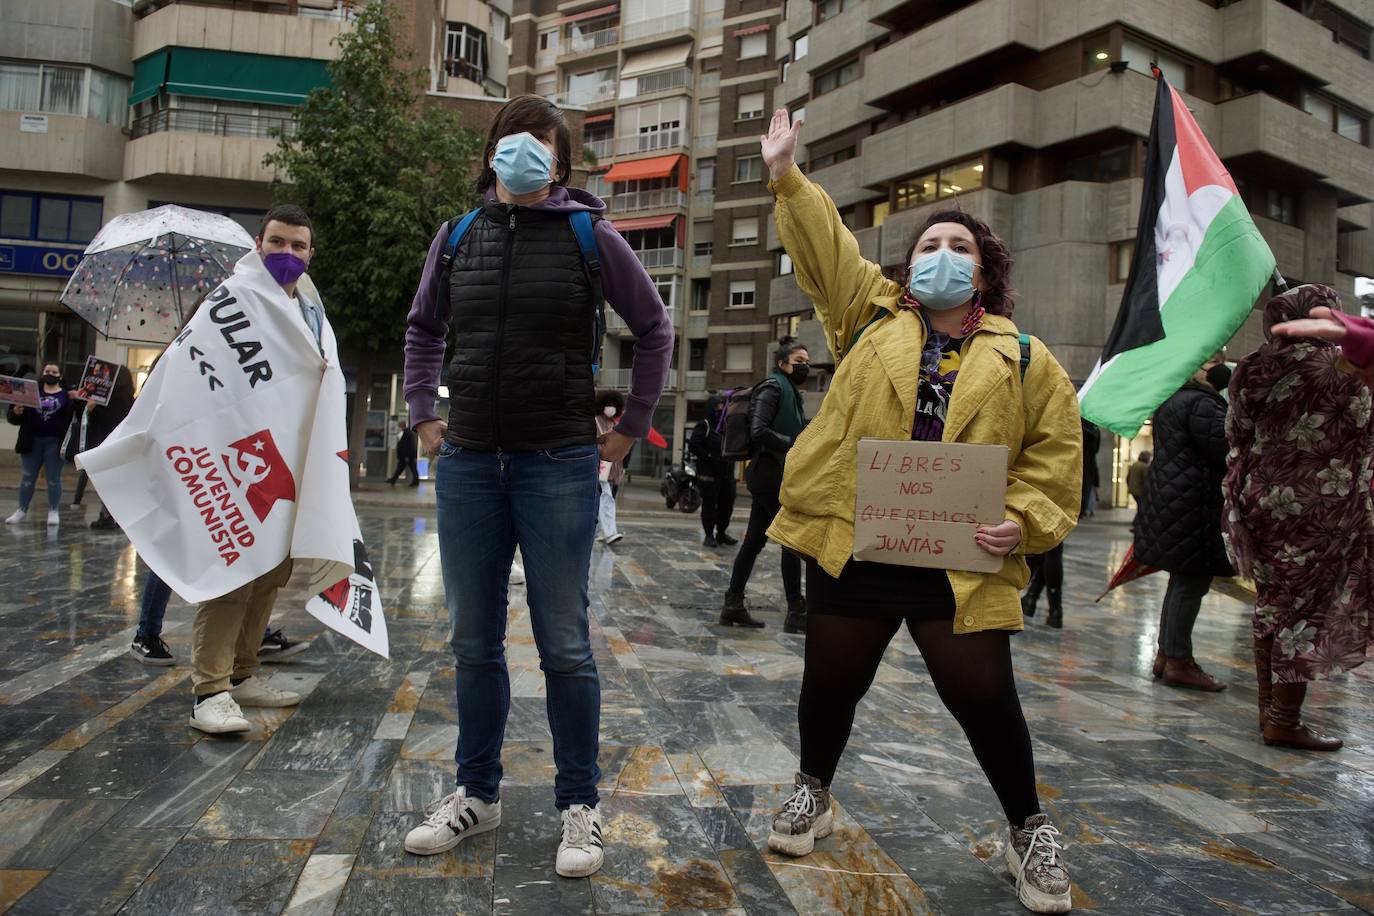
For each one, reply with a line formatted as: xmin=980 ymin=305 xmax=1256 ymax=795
xmin=404 ymin=787 xmax=501 ymax=856
xmin=556 ymin=804 xmax=604 ymax=878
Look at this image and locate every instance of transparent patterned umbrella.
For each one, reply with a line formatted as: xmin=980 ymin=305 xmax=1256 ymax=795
xmin=60 ymin=205 xmax=255 ymax=344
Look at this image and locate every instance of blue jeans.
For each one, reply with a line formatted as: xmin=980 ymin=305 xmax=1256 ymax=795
xmin=138 ymin=569 xmax=173 ymax=639
xmin=18 ymin=436 xmax=62 ymax=512
xmin=434 ymin=441 xmax=602 ymax=810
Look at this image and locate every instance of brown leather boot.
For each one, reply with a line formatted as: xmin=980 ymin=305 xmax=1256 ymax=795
xmin=1253 ymin=636 xmax=1275 ymax=730
xmin=1162 ymin=656 xmax=1227 ymax=691
xmin=1152 ymin=649 xmax=1165 ymax=680
xmin=1263 ymin=682 xmax=1343 ymax=751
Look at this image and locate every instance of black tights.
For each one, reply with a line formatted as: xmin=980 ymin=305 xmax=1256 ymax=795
xmin=797 ymin=612 xmax=1041 ymax=826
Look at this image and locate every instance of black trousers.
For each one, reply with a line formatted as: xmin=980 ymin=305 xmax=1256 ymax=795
xmin=1026 ymin=543 xmax=1064 ymax=596
xmin=699 ymin=468 xmax=737 ymax=538
xmin=726 ymin=457 xmax=801 ymax=602
xmin=389 ymin=457 xmax=419 ymax=485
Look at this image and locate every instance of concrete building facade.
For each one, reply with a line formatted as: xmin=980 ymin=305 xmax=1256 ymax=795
xmin=766 ymin=0 xmax=1374 ymax=503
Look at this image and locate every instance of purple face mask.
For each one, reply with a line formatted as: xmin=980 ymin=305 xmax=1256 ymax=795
xmin=263 ymin=251 xmax=308 ymax=286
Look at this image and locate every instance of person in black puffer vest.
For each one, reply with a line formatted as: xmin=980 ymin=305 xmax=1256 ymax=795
xmin=690 ymin=395 xmax=738 ymax=548
xmin=402 ymin=96 xmax=673 ymax=878
xmin=1135 ymin=353 xmax=1233 ymax=692
xmin=722 ymin=337 xmax=809 ymax=632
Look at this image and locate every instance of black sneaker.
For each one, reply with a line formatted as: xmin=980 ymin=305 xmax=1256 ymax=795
xmin=259 ymin=629 xmax=311 ymax=662
xmin=130 ymin=633 xmax=175 ymax=667
xmin=717 ymin=532 xmax=738 ymax=546
xmin=703 ymin=534 xmax=718 ymax=547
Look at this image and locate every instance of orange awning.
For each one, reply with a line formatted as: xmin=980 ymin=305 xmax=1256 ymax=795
xmin=584 ymin=112 xmax=613 ymax=125
xmin=732 ymin=23 xmax=770 ymax=36
xmin=603 ymin=153 xmax=685 ymax=183
xmin=612 ymin=214 xmax=678 ymax=232
xmin=558 ymin=4 xmax=617 ymax=24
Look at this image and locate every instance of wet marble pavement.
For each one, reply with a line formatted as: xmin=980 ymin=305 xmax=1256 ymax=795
xmin=0 ymin=502 xmax=1371 ymax=915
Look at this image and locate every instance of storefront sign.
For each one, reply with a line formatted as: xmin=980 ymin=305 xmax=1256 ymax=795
xmin=853 ymin=438 xmax=1008 ymax=573
xmin=0 ymin=244 xmax=84 ymax=277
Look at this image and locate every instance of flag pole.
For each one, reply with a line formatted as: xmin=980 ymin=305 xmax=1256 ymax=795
xmin=1272 ymin=267 xmax=1289 ymax=293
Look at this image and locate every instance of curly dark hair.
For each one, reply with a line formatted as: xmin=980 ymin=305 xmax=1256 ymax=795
xmin=595 ymin=389 xmax=626 ymax=415
xmin=905 ymin=209 xmax=1015 ymax=318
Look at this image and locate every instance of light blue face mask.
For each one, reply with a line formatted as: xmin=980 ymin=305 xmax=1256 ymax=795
xmin=492 ymin=132 xmax=555 ymax=195
xmin=908 ymin=249 xmax=977 ymax=311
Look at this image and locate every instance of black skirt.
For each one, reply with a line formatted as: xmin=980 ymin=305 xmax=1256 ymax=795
xmin=805 ymin=557 xmax=956 ymax=619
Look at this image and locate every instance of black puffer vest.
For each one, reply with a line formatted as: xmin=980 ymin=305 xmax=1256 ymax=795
xmin=444 ymin=200 xmax=599 ymax=451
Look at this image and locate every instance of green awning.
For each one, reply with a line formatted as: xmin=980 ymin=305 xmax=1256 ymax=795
xmin=129 ymin=47 xmax=332 ymax=107
xmin=129 ymin=50 xmax=169 ymax=106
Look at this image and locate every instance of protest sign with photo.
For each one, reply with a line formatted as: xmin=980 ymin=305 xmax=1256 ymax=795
xmin=77 ymin=252 xmax=389 ymax=657
xmin=0 ymin=374 xmax=39 ymax=408
xmin=853 ymin=438 xmax=1009 ymax=573
xmin=73 ymin=356 xmax=119 ymax=405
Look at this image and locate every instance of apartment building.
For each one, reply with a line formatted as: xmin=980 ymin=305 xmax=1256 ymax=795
xmin=0 ymin=0 xmax=518 ymax=475
xmin=767 ymin=0 xmax=1374 ymax=503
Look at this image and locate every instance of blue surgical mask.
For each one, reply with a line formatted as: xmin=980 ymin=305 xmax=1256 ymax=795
xmin=492 ymin=132 xmax=555 ymax=195
xmin=908 ymin=249 xmax=977 ymax=311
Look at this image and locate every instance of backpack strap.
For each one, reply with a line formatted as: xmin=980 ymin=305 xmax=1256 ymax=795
xmin=1018 ymin=332 xmax=1032 ymax=382
xmin=434 ymin=208 xmax=483 ymax=322
xmin=568 ymin=211 xmax=607 ymax=373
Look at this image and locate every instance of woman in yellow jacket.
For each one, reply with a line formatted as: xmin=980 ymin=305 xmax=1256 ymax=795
xmin=759 ymin=111 xmax=1082 ymax=914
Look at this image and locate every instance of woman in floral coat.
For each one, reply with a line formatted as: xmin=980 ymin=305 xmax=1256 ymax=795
xmin=1223 ymin=284 xmax=1374 ymax=752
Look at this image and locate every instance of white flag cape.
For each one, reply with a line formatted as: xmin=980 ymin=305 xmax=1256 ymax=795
xmin=77 ymin=252 xmax=388 ymax=657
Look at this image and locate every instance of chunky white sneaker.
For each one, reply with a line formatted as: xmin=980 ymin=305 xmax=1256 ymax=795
xmin=229 ymin=675 xmax=301 ymax=708
xmin=404 ymin=787 xmax=501 ymax=856
xmin=4 ymin=509 xmax=25 ymax=525
xmin=768 ymin=772 xmax=833 ymax=856
xmin=1006 ymin=813 xmax=1072 ymax=913
xmin=189 ymin=692 xmax=251 ymax=734
xmin=556 ymin=804 xmax=604 ymax=878
xmin=46 ymin=509 xmax=59 ymax=527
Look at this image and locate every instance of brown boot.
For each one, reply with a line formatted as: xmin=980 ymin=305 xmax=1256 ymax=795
xmin=1253 ymin=637 xmax=1275 ymax=730
xmin=1151 ymin=649 xmax=1165 ymax=680
xmin=1263 ymin=682 xmax=1343 ymax=751
xmin=1162 ymin=656 xmax=1227 ymax=691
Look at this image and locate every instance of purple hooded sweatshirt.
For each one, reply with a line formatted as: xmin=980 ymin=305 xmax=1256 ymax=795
xmin=404 ymin=186 xmax=674 ymax=441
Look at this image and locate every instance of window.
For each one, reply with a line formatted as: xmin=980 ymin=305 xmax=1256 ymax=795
xmin=779 ymin=253 xmax=793 ymax=275
xmin=691 ymin=279 xmax=710 ymax=311
xmin=774 ymin=314 xmax=801 ymax=340
xmin=781 ymin=58 xmax=792 ymax=82
xmin=811 ymin=146 xmax=854 ymax=170
xmin=729 ymin=279 xmax=756 ymax=306
xmin=737 ymin=91 xmax=765 ymax=120
xmin=1065 ymin=145 xmax=1132 ymax=182
xmin=620 ymin=97 xmax=687 ymax=151
xmin=0 ymin=62 xmax=123 ymax=121
xmin=872 ymin=200 xmax=889 ymax=227
xmin=86 ymin=69 xmax=129 ymax=127
xmin=1267 ymin=188 xmax=1295 ymax=226
xmin=539 ymin=29 xmax=558 ymax=51
xmin=1337 ymin=108 xmax=1366 ymax=143
xmin=739 ymin=33 xmax=768 ymax=60
xmin=813 ymin=58 xmax=858 ymax=96
xmin=1122 ymin=37 xmax=1189 ymax=91
xmin=491 ymin=8 xmax=511 ymax=42
xmin=816 ymin=0 xmax=850 ymax=22
xmin=697 ymin=158 xmax=715 ymax=191
xmin=731 ymin=216 xmax=759 ymax=245
xmin=1306 ymin=91 xmax=1368 ymax=144
xmin=587 ymin=170 xmax=610 ymax=199
xmin=726 ymin=342 xmax=753 ymax=370
xmin=446 ymin=23 xmax=488 ymax=83
xmin=689 ymin=338 xmax=707 ymax=371
xmin=1304 ymin=92 xmax=1335 ymax=125
xmin=535 ymin=74 xmax=556 ymax=97
xmin=734 ymin=154 xmax=763 ymax=183
xmin=793 ymin=34 xmax=809 ymax=60
xmin=696 ymin=99 xmax=719 ymax=137
xmin=694 ymin=238 xmax=714 ymax=257
xmin=1109 ymin=241 xmax=1134 ymax=284
xmin=1 ymin=192 xmax=102 ymax=244
xmin=654 ymin=276 xmax=677 ymax=309
xmin=791 ymin=106 xmax=805 ymax=125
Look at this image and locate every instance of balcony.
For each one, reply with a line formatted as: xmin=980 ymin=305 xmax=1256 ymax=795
xmin=628 ymin=67 xmax=691 ymax=97
xmin=622 ymin=12 xmax=693 ymax=42
xmin=133 ymin=2 xmax=347 ymax=61
xmin=0 ymin=112 xmax=125 ymax=181
xmin=685 ymin=370 xmax=707 ymax=391
xmin=585 ymin=138 xmax=614 ymax=161
xmin=630 ymin=247 xmax=685 ymax=269
xmin=567 ymin=27 xmax=620 ymax=55
xmin=125 ymin=129 xmax=280 ymax=183
xmin=536 ymin=49 xmax=557 ymax=68
xmin=129 ymin=107 xmax=296 ymax=141
xmin=693 ymin=134 xmax=717 ymax=152
xmin=614 ymin=130 xmax=685 ymax=156
xmin=557 ymin=81 xmax=617 ymax=107
xmin=597 ymin=367 xmax=680 ymax=388
xmin=612 ymin=188 xmax=686 ymax=213
xmin=608 ymin=303 xmax=679 ymax=331
xmin=692 ymin=190 xmax=715 ymax=210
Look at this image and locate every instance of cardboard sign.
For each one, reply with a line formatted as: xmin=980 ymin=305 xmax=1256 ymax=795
xmin=853 ymin=438 xmax=1009 ymax=573
xmin=0 ymin=374 xmax=39 ymax=408
xmin=73 ymin=356 xmax=118 ymax=405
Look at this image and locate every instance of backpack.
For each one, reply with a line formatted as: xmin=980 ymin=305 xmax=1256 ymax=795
xmin=434 ymin=208 xmax=607 ymax=371
xmin=718 ymin=322 xmax=1033 ymax=459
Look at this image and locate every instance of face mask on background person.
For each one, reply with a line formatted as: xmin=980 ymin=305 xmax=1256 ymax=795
xmin=908 ymin=249 xmax=977 ymax=311
xmin=492 ymin=132 xmax=555 ymax=195
xmin=603 ymin=405 xmax=617 ymax=418
xmin=262 ymin=252 xmax=308 ymax=287
xmin=788 ymin=363 xmax=810 ymax=386
xmin=41 ymin=373 xmax=60 ymax=386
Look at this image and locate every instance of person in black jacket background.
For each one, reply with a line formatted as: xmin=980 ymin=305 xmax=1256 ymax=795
xmin=1135 ymin=355 xmax=1233 ymax=692
xmin=690 ymin=395 xmax=738 ymax=548
xmin=388 ymin=426 xmax=420 ymax=486
xmin=721 ymin=337 xmax=809 ymax=631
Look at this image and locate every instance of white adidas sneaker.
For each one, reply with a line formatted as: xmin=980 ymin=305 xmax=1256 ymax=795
xmin=5 ymin=508 xmax=26 ymax=525
xmin=229 ymin=675 xmax=301 ymax=708
xmin=404 ymin=787 xmax=501 ymax=856
xmin=189 ymin=692 xmax=251 ymax=734
xmin=556 ymin=804 xmax=605 ymax=878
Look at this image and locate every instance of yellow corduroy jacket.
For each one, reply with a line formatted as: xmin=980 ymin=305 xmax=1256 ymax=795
xmin=765 ymin=165 xmax=1083 ymax=633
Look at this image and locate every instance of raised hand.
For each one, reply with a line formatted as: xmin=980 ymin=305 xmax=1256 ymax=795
xmin=760 ymin=108 xmax=803 ymax=182
xmin=1270 ymin=306 xmax=1348 ymax=342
